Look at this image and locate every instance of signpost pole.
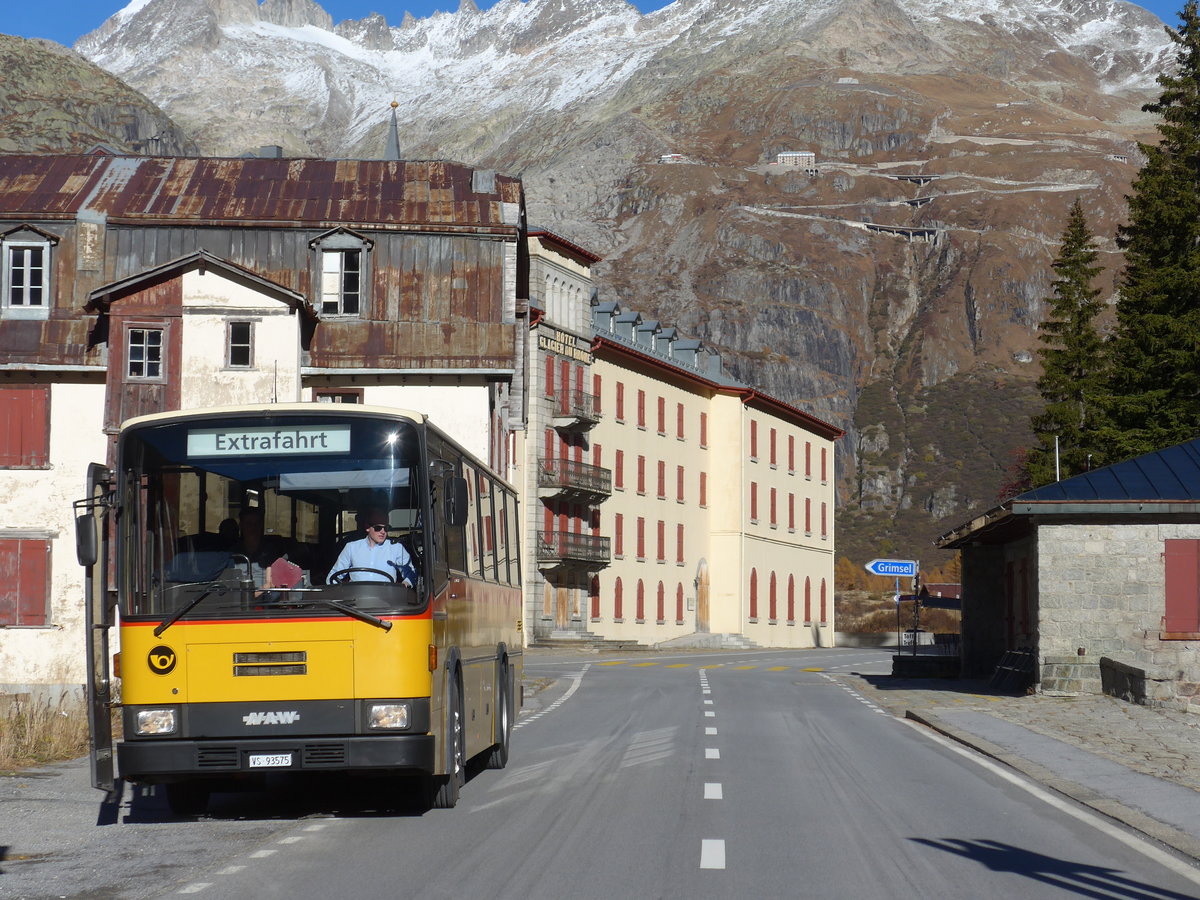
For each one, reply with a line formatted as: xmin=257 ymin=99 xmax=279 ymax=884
xmin=894 ymin=577 xmax=900 ymax=653
xmin=910 ymin=566 xmax=921 ymax=656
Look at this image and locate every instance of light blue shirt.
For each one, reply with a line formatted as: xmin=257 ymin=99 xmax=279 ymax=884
xmin=331 ymin=537 xmax=416 ymax=585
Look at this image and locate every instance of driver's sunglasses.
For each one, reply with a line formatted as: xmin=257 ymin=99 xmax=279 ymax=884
xmin=367 ymin=524 xmax=388 ymax=532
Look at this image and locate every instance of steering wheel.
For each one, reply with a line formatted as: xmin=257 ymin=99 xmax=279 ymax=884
xmin=327 ymin=567 xmax=396 ymax=584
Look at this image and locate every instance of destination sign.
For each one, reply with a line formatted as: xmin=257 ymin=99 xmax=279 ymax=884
xmin=187 ymin=425 xmax=352 ymax=457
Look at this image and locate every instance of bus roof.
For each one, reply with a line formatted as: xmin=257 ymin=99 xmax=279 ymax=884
xmin=119 ymin=403 xmax=429 ymax=433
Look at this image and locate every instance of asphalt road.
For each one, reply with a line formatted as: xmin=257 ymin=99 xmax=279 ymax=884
xmin=4 ymin=647 xmax=1200 ymax=899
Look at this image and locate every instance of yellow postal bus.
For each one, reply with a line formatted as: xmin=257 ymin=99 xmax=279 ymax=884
xmin=76 ymin=404 xmax=522 ymax=814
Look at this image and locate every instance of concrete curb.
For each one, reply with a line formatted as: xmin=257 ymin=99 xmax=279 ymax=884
xmin=906 ymin=709 xmax=1200 ymax=864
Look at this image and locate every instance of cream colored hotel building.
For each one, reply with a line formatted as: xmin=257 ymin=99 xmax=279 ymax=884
xmin=523 ymin=230 xmax=843 ymax=648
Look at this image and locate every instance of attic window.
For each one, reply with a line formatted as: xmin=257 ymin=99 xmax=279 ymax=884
xmin=321 ymin=249 xmax=361 ymax=316
xmin=312 ymin=230 xmax=372 ymax=317
xmin=2 ymin=235 xmax=53 ymax=319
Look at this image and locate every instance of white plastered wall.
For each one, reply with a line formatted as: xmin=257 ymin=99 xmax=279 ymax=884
xmin=306 ymin=384 xmax=491 ymax=466
xmin=0 ymin=381 xmax=106 ymax=694
xmin=180 ymin=267 xmax=302 ymax=408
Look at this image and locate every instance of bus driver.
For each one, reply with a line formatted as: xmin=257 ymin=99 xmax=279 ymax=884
xmin=331 ymin=506 xmax=417 ymax=586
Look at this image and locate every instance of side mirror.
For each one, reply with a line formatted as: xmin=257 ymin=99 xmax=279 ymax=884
xmin=447 ymin=476 xmax=469 ymax=527
xmin=75 ymin=513 xmax=98 ymax=567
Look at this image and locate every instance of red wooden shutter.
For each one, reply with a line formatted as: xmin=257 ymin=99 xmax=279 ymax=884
xmin=1164 ymin=539 xmax=1200 ymax=633
xmin=0 ymin=386 xmax=50 ymax=467
xmin=0 ymin=538 xmax=49 ymax=626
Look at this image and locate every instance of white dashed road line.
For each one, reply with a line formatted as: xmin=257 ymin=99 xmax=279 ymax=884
xmin=514 ymin=664 xmax=590 ymax=730
xmin=700 ymin=839 xmax=726 ymax=869
xmin=700 ymin=668 xmax=726 ymax=872
xmin=821 ymin=674 xmax=889 ymax=713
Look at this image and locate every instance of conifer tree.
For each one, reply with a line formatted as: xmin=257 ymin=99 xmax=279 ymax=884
xmin=1027 ymin=199 xmax=1106 ymax=486
xmin=1103 ymin=0 xmax=1200 ymax=459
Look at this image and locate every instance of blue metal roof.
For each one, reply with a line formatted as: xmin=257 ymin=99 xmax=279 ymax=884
xmin=1017 ymin=438 xmax=1200 ymax=502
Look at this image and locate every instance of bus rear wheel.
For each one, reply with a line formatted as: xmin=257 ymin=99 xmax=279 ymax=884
xmin=485 ymin=661 xmax=511 ymax=770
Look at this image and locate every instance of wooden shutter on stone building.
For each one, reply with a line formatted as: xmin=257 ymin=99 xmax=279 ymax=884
xmin=1163 ymin=539 xmax=1200 ymax=635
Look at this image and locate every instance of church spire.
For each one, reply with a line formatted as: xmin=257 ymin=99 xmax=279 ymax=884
xmin=384 ymin=100 xmax=401 ymax=161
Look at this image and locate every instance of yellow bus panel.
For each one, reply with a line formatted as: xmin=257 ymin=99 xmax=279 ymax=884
xmin=120 ymin=617 xmax=434 ymax=705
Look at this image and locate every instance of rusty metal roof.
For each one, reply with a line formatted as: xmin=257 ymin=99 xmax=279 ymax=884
xmin=0 ymin=155 xmax=522 ymax=231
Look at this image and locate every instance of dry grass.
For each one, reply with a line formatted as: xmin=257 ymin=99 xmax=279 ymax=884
xmin=836 ymin=589 xmax=961 ymax=634
xmin=0 ymin=696 xmax=91 ymax=773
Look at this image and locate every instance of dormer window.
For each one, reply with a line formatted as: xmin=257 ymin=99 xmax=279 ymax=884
xmin=321 ymin=248 xmax=361 ymax=315
xmin=311 ymin=228 xmax=373 ymax=317
xmin=1 ymin=227 xmax=57 ymax=320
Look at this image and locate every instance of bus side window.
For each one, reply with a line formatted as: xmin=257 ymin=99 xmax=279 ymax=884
xmin=462 ymin=463 xmax=483 ymax=579
xmin=426 ymin=434 xmax=464 ymax=582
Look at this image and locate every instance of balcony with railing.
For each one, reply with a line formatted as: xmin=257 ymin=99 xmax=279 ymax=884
xmin=536 ymin=530 xmax=611 ymax=571
xmin=550 ymin=389 xmax=601 ymax=431
xmin=537 ymin=457 xmax=612 ymax=501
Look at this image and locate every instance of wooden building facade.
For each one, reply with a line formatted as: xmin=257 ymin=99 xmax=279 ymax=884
xmin=0 ymin=152 xmax=528 ymax=696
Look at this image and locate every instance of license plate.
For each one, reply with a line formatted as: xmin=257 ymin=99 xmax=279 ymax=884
xmin=249 ymin=753 xmax=293 ymax=769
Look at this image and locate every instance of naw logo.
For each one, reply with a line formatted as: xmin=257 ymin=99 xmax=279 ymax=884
xmin=242 ymin=710 xmax=301 ymax=726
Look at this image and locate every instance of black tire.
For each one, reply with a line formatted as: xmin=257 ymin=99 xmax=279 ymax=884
xmin=485 ymin=661 xmax=512 ymax=770
xmin=165 ymin=780 xmax=209 ymax=816
xmin=431 ymin=678 xmax=463 ymax=809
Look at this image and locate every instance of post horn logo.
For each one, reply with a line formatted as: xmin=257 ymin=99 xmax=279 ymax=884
xmin=147 ymin=645 xmax=177 ymax=675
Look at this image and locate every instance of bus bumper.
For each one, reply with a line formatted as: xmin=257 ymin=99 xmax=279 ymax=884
xmin=117 ymin=734 xmax=435 ymax=781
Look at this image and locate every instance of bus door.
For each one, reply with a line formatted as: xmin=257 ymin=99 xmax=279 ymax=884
xmin=75 ymin=462 xmax=115 ymax=794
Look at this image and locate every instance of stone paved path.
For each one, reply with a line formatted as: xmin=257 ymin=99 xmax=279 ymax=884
xmin=839 ymin=675 xmax=1200 ymax=793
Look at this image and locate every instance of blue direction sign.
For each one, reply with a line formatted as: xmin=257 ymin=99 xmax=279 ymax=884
xmin=864 ymin=558 xmax=918 ymax=578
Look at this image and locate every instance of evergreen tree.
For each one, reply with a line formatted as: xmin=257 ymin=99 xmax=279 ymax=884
xmin=1027 ymin=199 xmax=1106 ymax=486
xmin=1103 ymin=0 xmax=1200 ymax=459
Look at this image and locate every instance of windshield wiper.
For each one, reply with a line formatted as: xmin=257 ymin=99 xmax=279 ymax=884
xmin=154 ymin=581 xmax=233 ymax=637
xmin=274 ymin=597 xmax=392 ymax=631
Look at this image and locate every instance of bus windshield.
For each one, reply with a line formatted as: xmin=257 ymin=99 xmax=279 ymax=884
xmin=116 ymin=411 xmax=429 ymax=622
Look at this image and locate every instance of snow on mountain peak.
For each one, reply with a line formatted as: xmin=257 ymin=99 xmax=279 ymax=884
xmin=74 ymin=0 xmax=1171 ymax=160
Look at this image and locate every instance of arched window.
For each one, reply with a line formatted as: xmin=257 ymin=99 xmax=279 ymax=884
xmin=804 ymin=576 xmax=812 ymax=622
xmin=614 ymin=577 xmax=623 ymax=620
xmin=676 ymin=583 xmax=685 ymax=624
xmin=769 ymin=572 xmax=778 ymax=622
xmin=636 ymin=579 xmax=645 ymax=622
xmin=749 ymin=568 xmax=758 ymax=620
xmin=787 ymin=575 xmax=796 ymax=623
xmin=820 ymin=578 xmax=828 ymax=622
xmin=656 ymin=581 xmax=665 ymax=624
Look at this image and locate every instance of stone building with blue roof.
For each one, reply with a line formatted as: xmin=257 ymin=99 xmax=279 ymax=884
xmin=938 ymin=439 xmax=1200 ymax=711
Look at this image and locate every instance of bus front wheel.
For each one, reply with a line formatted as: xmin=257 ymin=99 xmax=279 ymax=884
xmin=430 ymin=681 xmax=463 ymax=809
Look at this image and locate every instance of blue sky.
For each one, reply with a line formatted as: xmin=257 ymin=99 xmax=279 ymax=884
xmin=0 ymin=0 xmax=1183 ymax=48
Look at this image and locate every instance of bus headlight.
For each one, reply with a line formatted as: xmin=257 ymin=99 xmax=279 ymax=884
xmin=134 ymin=707 xmax=178 ymax=736
xmin=368 ymin=702 xmax=410 ymax=730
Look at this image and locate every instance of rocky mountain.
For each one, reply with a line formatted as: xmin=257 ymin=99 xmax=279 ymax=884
xmin=71 ymin=0 xmax=1171 ymax=566
xmin=0 ymin=34 xmax=194 ymax=155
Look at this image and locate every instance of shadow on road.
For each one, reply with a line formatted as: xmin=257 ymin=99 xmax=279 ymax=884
xmin=912 ymin=838 xmax=1197 ymax=900
xmin=110 ymin=765 xmax=492 ymax=824
xmin=854 ymin=673 xmax=1022 ymax=699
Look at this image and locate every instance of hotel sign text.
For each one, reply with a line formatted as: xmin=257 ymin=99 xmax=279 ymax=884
xmin=538 ymin=328 xmax=592 ymax=364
